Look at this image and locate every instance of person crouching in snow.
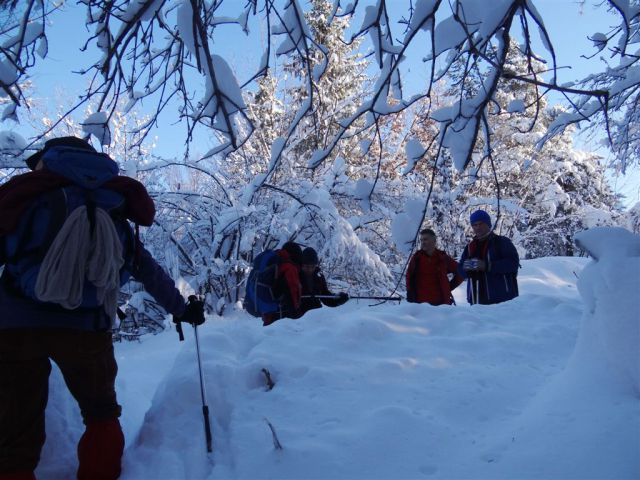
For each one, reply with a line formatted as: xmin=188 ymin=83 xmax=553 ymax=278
xmin=296 ymin=247 xmax=349 ymax=317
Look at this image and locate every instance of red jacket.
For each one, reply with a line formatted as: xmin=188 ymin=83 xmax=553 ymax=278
xmin=406 ymin=249 xmax=463 ymax=305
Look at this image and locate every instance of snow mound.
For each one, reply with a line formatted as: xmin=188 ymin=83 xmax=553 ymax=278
xmin=35 ymin=249 xmax=639 ymax=479
xmin=574 ymin=227 xmax=640 ymax=393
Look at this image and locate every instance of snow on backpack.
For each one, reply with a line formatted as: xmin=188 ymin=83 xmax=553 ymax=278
xmin=3 ymin=145 xmax=134 ymax=316
xmin=244 ymin=250 xmax=282 ymax=317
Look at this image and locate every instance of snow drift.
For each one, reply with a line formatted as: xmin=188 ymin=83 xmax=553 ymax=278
xmin=35 ymin=229 xmax=639 ymax=479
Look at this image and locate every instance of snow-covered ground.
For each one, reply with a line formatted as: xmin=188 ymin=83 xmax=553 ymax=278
xmin=36 ymin=228 xmax=640 ymax=480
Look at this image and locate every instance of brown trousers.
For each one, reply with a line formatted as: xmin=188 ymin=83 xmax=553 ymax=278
xmin=0 ymin=328 xmax=122 ymax=474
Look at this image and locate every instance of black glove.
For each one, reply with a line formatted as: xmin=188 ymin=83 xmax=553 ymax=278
xmin=338 ymin=292 xmax=349 ymax=305
xmin=174 ymin=295 xmax=205 ymax=326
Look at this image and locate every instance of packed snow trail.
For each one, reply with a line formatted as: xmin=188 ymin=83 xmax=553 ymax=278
xmin=36 ymin=251 xmax=639 ymax=479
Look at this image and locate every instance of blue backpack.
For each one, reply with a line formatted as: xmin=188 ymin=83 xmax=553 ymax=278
xmin=244 ymin=250 xmax=282 ymax=317
xmin=3 ymin=146 xmax=134 ymax=308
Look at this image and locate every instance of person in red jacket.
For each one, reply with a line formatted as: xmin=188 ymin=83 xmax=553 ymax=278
xmin=262 ymin=242 xmax=303 ymax=327
xmin=406 ymin=228 xmax=463 ymax=305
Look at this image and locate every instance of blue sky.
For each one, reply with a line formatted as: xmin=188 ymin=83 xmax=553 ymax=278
xmin=10 ymin=0 xmax=639 ymax=207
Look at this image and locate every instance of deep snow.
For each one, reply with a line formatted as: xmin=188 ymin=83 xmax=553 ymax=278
xmin=35 ymin=229 xmax=639 ymax=480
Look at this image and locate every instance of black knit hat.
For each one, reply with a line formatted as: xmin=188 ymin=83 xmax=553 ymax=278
xmin=281 ymin=241 xmax=303 ymax=265
xmin=301 ymin=247 xmax=319 ymax=265
xmin=25 ymin=136 xmax=96 ymax=170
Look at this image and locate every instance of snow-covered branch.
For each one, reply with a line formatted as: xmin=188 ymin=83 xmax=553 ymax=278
xmin=1 ymin=0 xmax=639 ymax=171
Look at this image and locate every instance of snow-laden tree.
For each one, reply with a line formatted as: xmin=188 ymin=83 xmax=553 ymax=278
xmin=131 ymin=1 xmax=394 ymax=311
xmin=1 ymin=1 xmax=638 ymax=176
xmin=382 ymin=40 xmax=622 ymax=259
xmin=282 ymin=0 xmax=369 ymax=163
xmin=464 ymin=42 xmax=622 ymax=258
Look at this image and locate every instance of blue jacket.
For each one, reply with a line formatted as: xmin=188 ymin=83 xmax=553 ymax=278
xmin=0 ymin=245 xmax=185 ymax=331
xmin=458 ymin=233 xmax=519 ymax=305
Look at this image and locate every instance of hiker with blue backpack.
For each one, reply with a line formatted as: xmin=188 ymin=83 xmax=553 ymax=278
xmin=244 ymin=244 xmax=350 ymax=326
xmin=244 ymin=241 xmax=304 ymax=326
xmin=0 ymin=137 xmax=205 ymax=480
xmin=458 ymin=209 xmax=520 ymax=305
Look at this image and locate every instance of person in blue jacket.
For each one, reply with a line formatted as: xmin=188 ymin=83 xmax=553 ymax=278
xmin=458 ymin=210 xmax=519 ymax=305
xmin=0 ymin=137 xmax=204 ymax=480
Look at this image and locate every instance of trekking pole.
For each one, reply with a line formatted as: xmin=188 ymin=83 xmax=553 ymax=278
xmin=474 ymin=279 xmax=479 ymax=306
xmin=193 ymin=323 xmax=213 ymax=453
xmin=471 ymin=275 xmax=479 ymax=305
xmin=175 ymin=298 xmax=213 ymax=454
xmin=301 ymin=295 xmax=402 ymax=302
xmin=469 ymin=274 xmax=475 ymax=305
xmin=349 ymin=295 xmax=402 ymax=302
